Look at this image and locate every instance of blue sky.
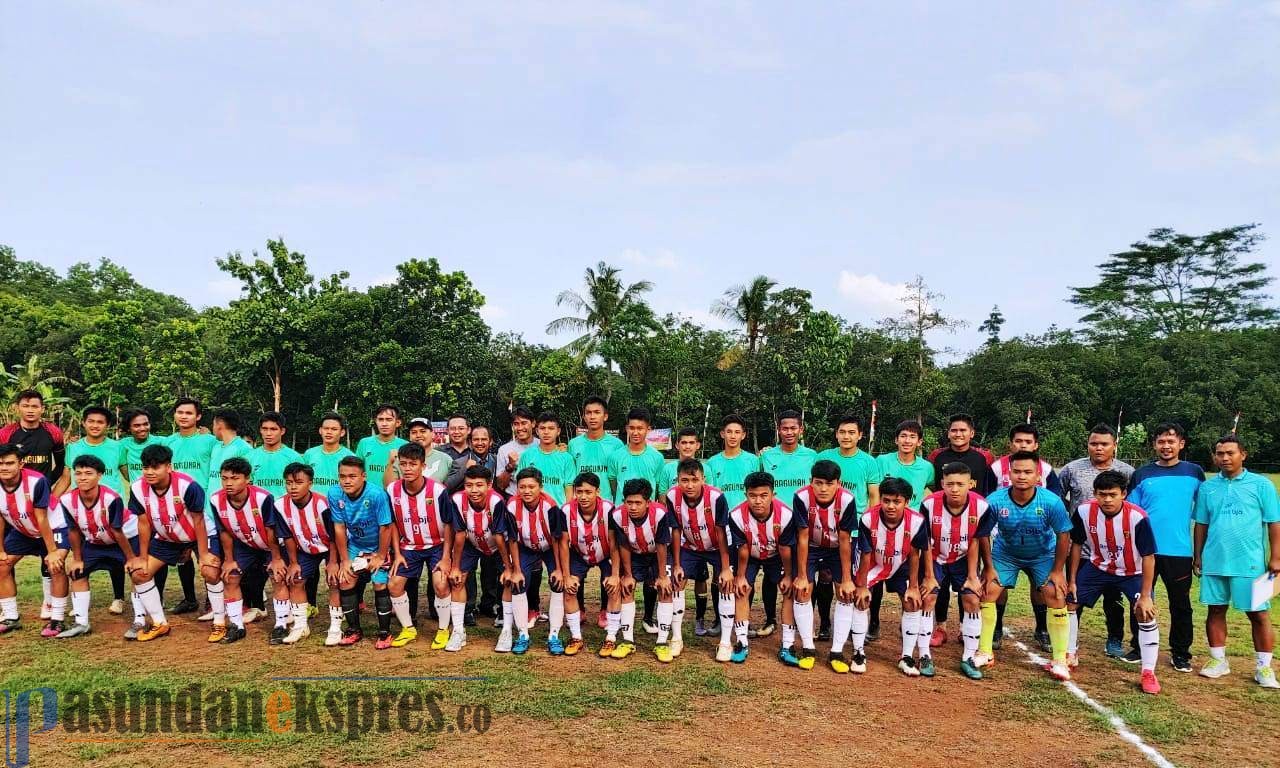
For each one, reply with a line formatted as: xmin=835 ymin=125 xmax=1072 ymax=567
xmin=3 ymin=1 xmax=1278 ymax=354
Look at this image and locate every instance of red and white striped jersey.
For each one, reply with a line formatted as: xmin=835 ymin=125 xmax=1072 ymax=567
xmin=665 ymin=485 xmax=726 ymax=553
xmin=132 ymin=472 xmax=201 ymax=543
xmin=611 ymin=502 xmax=671 ymax=555
xmin=451 ymin=488 xmax=506 ymax=556
xmin=278 ymin=493 xmax=331 ymax=555
xmin=860 ymin=505 xmax=929 ymax=587
xmin=566 ymin=500 xmax=613 ymax=565
xmin=794 ymin=485 xmax=857 ymax=549
xmin=510 ymin=493 xmax=560 ymax=552
xmin=57 ymin=487 xmax=131 ymax=544
xmin=1076 ymin=501 xmax=1153 ymax=577
xmin=0 ymin=469 xmax=50 ymax=538
xmin=728 ymin=500 xmax=796 ymax=561
xmin=212 ymin=486 xmax=276 ymax=550
xmin=387 ymin=479 xmax=452 ymax=551
xmin=921 ymin=491 xmax=992 ymax=565
xmin=992 ymin=455 xmax=1054 ymax=488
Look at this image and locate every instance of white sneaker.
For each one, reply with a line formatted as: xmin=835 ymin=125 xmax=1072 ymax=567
xmin=108 ymin=599 xmax=125 ymax=615
xmin=283 ymin=623 xmax=310 ymax=644
xmin=670 ymin=636 xmax=684 ymax=658
xmin=242 ymin=608 xmax=263 ymax=624
xmin=1199 ymin=657 xmax=1231 ymax=679
xmin=972 ymin=651 xmax=994 ymax=669
xmin=1049 ymin=662 xmax=1072 ymax=681
xmin=494 ymin=630 xmax=513 ymax=653
xmin=197 ymin=609 xmax=215 ymax=622
xmin=1255 ymin=667 xmax=1279 ymax=689
xmin=445 ymin=629 xmax=467 ymax=652
xmin=716 ymin=643 xmax=732 ymax=662
xmin=324 ymin=624 xmax=343 ymax=646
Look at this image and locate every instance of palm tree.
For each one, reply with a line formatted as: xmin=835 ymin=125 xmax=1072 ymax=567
xmin=711 ymin=275 xmax=776 ymax=355
xmin=546 ymin=262 xmax=654 ymax=375
xmin=0 ymin=354 xmax=80 ymax=430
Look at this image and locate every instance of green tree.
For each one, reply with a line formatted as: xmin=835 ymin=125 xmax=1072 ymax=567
xmin=75 ymin=300 xmax=145 ymax=408
xmin=139 ymin=318 xmax=214 ymax=411
xmin=546 ymin=261 xmax=654 ymax=389
xmin=712 ymin=275 xmax=776 ymax=355
xmin=979 ymin=305 xmax=1005 ymax=346
xmin=880 ymin=275 xmax=966 ymax=384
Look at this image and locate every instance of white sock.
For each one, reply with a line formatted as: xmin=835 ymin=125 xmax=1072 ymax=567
xmin=549 ymin=590 xmax=565 ymax=635
xmin=206 ymin=581 xmax=226 ymax=624
xmin=291 ymin=602 xmax=309 ymax=627
xmin=273 ymin=598 xmax=290 ymax=628
xmin=0 ymin=596 xmax=16 ymax=621
xmin=1257 ymin=651 xmax=1273 ymax=670
xmin=41 ymin=576 xmax=51 ymax=606
xmin=831 ymin=601 xmax=853 ymax=653
xmin=450 ymin=600 xmax=465 ymax=633
xmin=1068 ymin=611 xmax=1080 ymax=654
xmin=50 ymin=595 xmax=67 ymax=621
xmin=961 ymin=611 xmax=981 ymax=661
xmin=136 ymin=581 xmax=166 ymax=624
xmin=782 ymin=623 xmax=796 ymax=649
xmin=391 ymin=594 xmax=412 ymax=629
xmin=734 ymin=620 xmax=749 ymax=646
xmin=672 ymin=587 xmax=686 ymax=640
xmin=620 ymin=601 xmax=636 ymax=642
xmin=72 ymin=591 xmax=91 ymax=626
xmin=1209 ymin=646 xmax=1226 ymax=661
xmin=718 ymin=593 xmax=736 ymax=645
xmin=329 ymin=604 xmax=344 ymax=629
xmin=512 ymin=592 xmax=530 ymax=636
xmin=1138 ymin=620 xmax=1160 ymax=671
xmin=130 ymin=591 xmax=144 ymax=623
xmin=851 ymin=607 xmax=869 ymax=652
xmin=226 ymin=598 xmax=244 ymax=629
xmin=901 ymin=610 xmax=922 ymax=658
xmin=606 ymin=610 xmax=620 ymax=641
xmin=656 ymin=601 xmax=673 ymax=644
xmin=435 ymin=596 xmax=452 ymax=632
xmin=917 ymin=609 xmax=934 ymax=658
xmin=794 ymin=599 xmax=815 ymax=650
xmin=501 ymin=600 xmax=514 ymax=637
xmin=567 ymin=610 xmax=582 ymax=640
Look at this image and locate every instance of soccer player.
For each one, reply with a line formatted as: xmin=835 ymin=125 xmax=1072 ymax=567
xmin=706 ymin=414 xmax=761 ymax=510
xmin=0 ymin=443 xmax=68 ymax=637
xmin=329 ymin=455 xmax=394 ymax=647
xmin=356 ymin=404 xmax=408 ymax=480
xmin=667 ymin=458 xmax=733 ymax=660
xmin=441 ymin=414 xmax=471 ymax=461
xmin=725 ymin=472 xmax=799 ymax=664
xmin=249 ymin=412 xmax=303 ymax=502
xmin=560 ymin=472 xmax=614 ymax=656
xmin=166 ymin=398 xmax=218 ymax=617
xmin=124 ymin=444 xmax=217 ymax=642
xmin=385 ymin=442 xmax=458 ymax=651
xmin=608 ymin=407 xmax=668 ymax=632
xmin=210 ymin=457 xmax=289 ymax=643
xmin=1193 ymin=434 xmax=1280 ymax=688
xmin=876 ymin=419 xmax=935 ymax=507
xmin=1126 ymin=422 xmax=1204 ymax=673
xmin=209 ymin=410 xmax=263 ymax=622
xmin=304 ymin=412 xmax=356 ymax=499
xmin=929 ymin=414 xmax=997 ymax=496
xmin=1065 ymin=470 xmax=1161 ymax=694
xmin=443 ymin=425 xmax=500 ymax=624
xmin=1059 ymin=424 xmax=1135 ymax=660
xmin=55 ymin=407 xmax=126 ymax=616
xmin=275 ymin=462 xmax=341 ymax=645
xmin=2 ymin=390 xmax=66 ymax=620
xmin=791 ymin=460 xmax=856 ymax=673
xmin=920 ymin=463 xmax=995 ymax=679
xmin=567 ymin=396 xmax=625 ymax=489
xmin=758 ymin=410 xmax=817 ymax=640
xmin=496 ymin=406 xmax=537 ymax=497
xmin=663 ymin=428 xmax=716 ymax=635
xmin=446 ymin=465 xmax=510 ymax=652
xmin=976 ymin=451 xmax=1074 ymax=680
xmin=500 ymin=467 xmax=566 ymax=655
xmin=52 ymin=455 xmax=135 ymax=637
xmin=117 ymin=410 xmax=167 ymax=605
xmin=846 ymin=478 xmax=931 ymax=676
xmin=608 ymin=478 xmax=675 ymax=661
xmin=516 ymin=412 xmax=576 ymax=505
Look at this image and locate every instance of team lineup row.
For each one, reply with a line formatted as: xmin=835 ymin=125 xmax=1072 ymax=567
xmin=0 ymin=393 xmax=1277 ymax=695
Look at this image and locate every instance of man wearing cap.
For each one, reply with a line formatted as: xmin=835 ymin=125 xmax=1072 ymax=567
xmin=382 ymin=417 xmax=453 ymax=486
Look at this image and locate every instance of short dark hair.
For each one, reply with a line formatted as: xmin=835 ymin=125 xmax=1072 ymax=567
xmin=622 ymin=478 xmax=652 ymax=499
xmin=676 ymin=458 xmax=704 ymax=477
xmin=374 ymin=403 xmax=400 ymax=419
xmin=510 ymin=406 xmax=535 ymax=423
xmin=1213 ymin=434 xmax=1247 ymax=452
xmin=1151 ymin=422 xmax=1186 ymax=442
xmin=82 ymin=405 xmax=114 ymax=425
xmin=879 ymin=477 xmax=913 ymax=500
xmin=319 ymin=411 xmax=347 ymax=431
xmin=14 ymin=389 xmax=43 ymax=404
xmin=836 ymin=413 xmax=865 ymax=431
xmin=947 ymin=413 xmax=976 ymax=430
xmin=470 ymin=424 xmax=492 ymax=440
xmin=0 ymin=443 xmax=19 ymax=460
xmin=940 ymin=461 xmax=972 ymax=479
xmin=1092 ymin=470 xmax=1128 ymax=493
xmin=895 ymin=419 xmax=923 ymax=438
xmin=582 ymin=396 xmax=609 ymax=412
xmin=744 ymin=471 xmax=774 ymax=491
xmin=173 ymin=397 xmax=202 ymax=416
xmin=220 ymin=457 xmax=252 ymax=477
xmin=447 ymin=412 xmax=469 ymax=426
xmin=464 ymin=465 xmax=494 ymax=482
xmin=1008 ymin=450 xmax=1041 ymax=466
xmin=123 ymin=408 xmax=152 ymax=428
xmin=338 ymin=455 xmax=365 ymax=471
xmin=720 ymin=413 xmax=747 ymax=431
xmin=1089 ymin=423 xmax=1117 ymax=439
xmin=1009 ymin=423 xmax=1039 ymax=441
xmin=676 ymin=427 xmax=699 ymax=440
xmin=260 ymin=411 xmax=287 ymax=429
xmin=141 ymin=444 xmax=173 ymax=468
xmin=72 ymin=454 xmax=106 ymax=474
xmin=516 ymin=467 xmax=543 ymax=485
xmin=776 ymin=409 xmax=802 ymax=425
xmin=810 ymin=459 xmax=840 ymax=482
xmin=535 ymin=411 xmax=560 ymax=427
xmin=212 ymin=408 xmax=241 ymax=433
xmin=284 ymin=462 xmax=314 ymax=481
xmin=573 ymin=471 xmax=601 ymax=489
xmin=626 ymin=406 xmax=652 ymax=425
xmin=397 ymin=442 xmax=427 ymax=462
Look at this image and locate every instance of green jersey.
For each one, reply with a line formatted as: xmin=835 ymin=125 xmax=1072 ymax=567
xmin=816 ymin=448 xmax=883 ymax=511
xmin=249 ymin=444 xmax=303 ymax=499
xmin=356 ymin=435 xmax=409 ymax=479
xmin=608 ymin=444 xmax=668 ymax=503
xmin=876 ymin=453 xmax=935 ymax=507
xmin=760 ymin=445 xmax=818 ymax=503
xmin=302 ymin=445 xmax=356 ymax=498
xmin=705 ymin=451 xmax=762 ymax=508
xmin=209 ymin=436 xmax=253 ymax=495
xmin=118 ymin=435 xmax=164 ymax=489
xmin=423 ymin=449 xmax=453 ymax=484
xmin=166 ymin=432 xmax=218 ymax=485
xmin=662 ymin=458 xmax=706 ymax=494
xmin=567 ymin=432 xmax=625 ymax=487
xmin=517 ymin=445 xmax=578 ymax=505
xmin=66 ymin=437 xmax=123 ymax=494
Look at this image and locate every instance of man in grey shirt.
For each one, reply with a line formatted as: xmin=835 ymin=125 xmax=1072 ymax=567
xmin=1059 ymin=423 xmax=1135 ymax=659
xmin=495 ymin=406 xmax=537 ymax=496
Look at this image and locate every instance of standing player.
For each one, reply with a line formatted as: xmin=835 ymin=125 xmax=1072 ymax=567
xmin=304 ymin=412 xmax=356 ymax=499
xmin=607 ymin=407 xmax=667 ymax=632
xmin=249 ymin=413 xmax=302 ymax=502
xmin=329 ymin=456 xmax=394 ymax=647
xmin=0 ymin=443 xmax=68 ymax=637
xmin=275 ymin=462 xmax=342 ymax=645
xmin=447 ymin=465 xmax=509 ymax=652
xmin=667 ymin=458 xmax=733 ymax=659
xmin=118 ymin=408 xmax=164 ymax=489
xmin=516 ymin=412 xmax=576 ymax=505
xmin=1193 ymin=435 xmax=1279 ymax=688
xmin=559 ymin=472 xmax=614 ymax=656
xmin=705 ymin=414 xmax=760 ymax=511
xmin=55 ymin=406 xmax=126 ymax=615
xmin=976 ymin=451 xmax=1074 ymax=680
xmin=920 ymin=464 xmax=994 ymax=679
xmin=608 ymin=479 xmax=675 ymax=661
xmin=209 ymin=457 xmax=289 ymax=643
xmin=166 ymin=398 xmax=218 ymax=618
xmin=791 ymin=460 xmax=857 ymax=672
xmin=759 ymin=410 xmax=817 ymax=640
xmin=53 ymin=455 xmax=135 ymax=637
xmin=725 ymin=472 xmax=799 ymax=664
xmin=567 ymin=396 xmax=625 ymax=490
xmin=876 ymin=420 xmax=934 ymax=507
xmin=496 ymin=406 xmax=537 ymax=497
xmin=1066 ymin=470 xmax=1162 ymax=694
xmin=443 ymin=426 xmax=500 ymax=625
xmin=1126 ymin=423 xmax=1204 ymax=673
xmin=500 ymin=468 xmax=566 ymax=655
xmin=1 ymin=390 xmax=66 ymax=621
xmin=356 ymin=405 xmax=408 ymax=481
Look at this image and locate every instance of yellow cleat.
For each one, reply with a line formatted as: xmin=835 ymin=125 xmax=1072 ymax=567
xmin=598 ymin=640 xmax=617 ymax=658
xmin=829 ymin=651 xmax=850 ymax=674
xmin=430 ymin=628 xmax=449 ymax=650
xmin=564 ymin=638 xmax=584 ymax=656
xmin=392 ymin=627 xmax=418 ymax=648
xmin=655 ymin=644 xmax=673 ymax=663
xmin=136 ymin=623 xmax=170 ymax=642
xmin=206 ymin=624 xmax=227 ymax=643
xmin=798 ymin=654 xmax=815 ymax=671
xmin=610 ymin=641 xmax=635 ymax=659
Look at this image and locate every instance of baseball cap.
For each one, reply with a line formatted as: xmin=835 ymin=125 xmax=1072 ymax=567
xmin=407 ymin=417 xmax=431 ymax=430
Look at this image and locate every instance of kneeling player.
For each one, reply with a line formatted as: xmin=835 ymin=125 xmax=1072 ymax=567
xmin=792 ymin=460 xmax=857 ymax=672
xmin=55 ymin=456 xmax=136 ymax=637
xmin=0 ymin=444 xmax=69 ymax=636
xmin=126 ymin=444 xmax=217 ymax=642
xmin=330 ymin=456 xmax=395 ymax=647
xmin=921 ymin=464 xmax=994 ymax=679
xmin=447 ymin=465 xmax=509 ymax=652
xmin=609 ymin=479 xmax=675 ymax=661
xmin=667 ymin=459 xmax=733 ymax=660
xmin=849 ymin=478 xmax=930 ymax=676
xmin=276 ymin=462 xmax=340 ymax=644
xmin=1067 ymin=470 xmax=1161 ymax=694
xmin=211 ymin=458 xmax=289 ymax=643
xmin=501 ymin=468 xmax=566 ymax=655
xmin=386 ymin=443 xmax=457 ymax=650
xmin=726 ymin=472 xmax=799 ymax=664
xmin=561 ymin=472 xmax=614 ymax=656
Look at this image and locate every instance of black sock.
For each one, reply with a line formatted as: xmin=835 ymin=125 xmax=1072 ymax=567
xmin=695 ymin=592 xmax=708 ymax=622
xmin=870 ymin=583 xmax=883 ymax=628
xmin=375 ymin=590 xmax=392 ymax=635
xmin=527 ymin=568 xmax=542 ymax=615
xmin=1033 ymin=603 xmax=1047 ymax=634
xmin=643 ymin=583 xmax=657 ymax=624
xmin=154 ymin=564 xmax=169 ymax=598
xmin=995 ymin=601 xmax=1006 ymax=638
xmin=341 ymin=588 xmax=360 ymax=631
xmin=108 ymin=560 xmax=125 ymax=601
xmin=407 ymin=577 xmax=420 ymax=620
xmin=815 ymin=582 xmax=833 ymax=629
xmin=305 ymin=573 xmax=319 ymax=606
xmin=763 ymin=578 xmax=777 ymax=625
xmin=178 ymin=559 xmax=196 ymax=602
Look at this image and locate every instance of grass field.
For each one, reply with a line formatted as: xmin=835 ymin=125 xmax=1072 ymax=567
xmin=2 ymin=555 xmax=1279 ymax=768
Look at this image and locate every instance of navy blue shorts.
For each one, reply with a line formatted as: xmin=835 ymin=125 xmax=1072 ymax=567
xmin=396 ymin=545 xmax=447 ymax=579
xmin=460 ymin=544 xmax=500 ymax=575
xmin=147 ymin=536 xmax=195 ymax=567
xmin=680 ymin=549 xmax=722 ymax=582
xmin=1071 ymin=562 xmax=1146 ymax=608
xmin=629 ymin=552 xmax=669 ymax=585
xmin=294 ymin=550 xmax=327 ymax=581
xmin=870 ymin=563 xmax=912 ymax=595
xmin=207 ymin=534 xmax=224 ymax=559
xmin=932 ymin=560 xmax=973 ymax=593
xmin=744 ymin=556 xmax=784 ymax=587
xmin=805 ymin=547 xmax=847 ymax=582
xmin=76 ymin=537 xmax=136 ymax=578
xmin=569 ymin=552 xmax=612 ymax=581
xmin=3 ymin=527 xmax=67 ymax=557
xmin=518 ymin=545 xmax=557 ymax=584
xmin=227 ymin=539 xmax=271 ymax=576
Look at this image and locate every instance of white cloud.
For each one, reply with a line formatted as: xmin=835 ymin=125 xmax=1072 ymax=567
xmin=836 ymin=271 xmax=906 ymax=318
xmin=620 ymin=248 xmax=681 ymax=270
